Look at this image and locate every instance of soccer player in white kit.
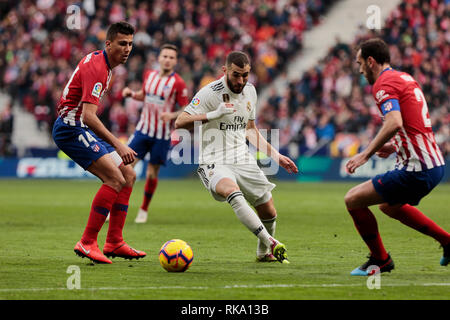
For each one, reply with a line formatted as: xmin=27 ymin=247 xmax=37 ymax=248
xmin=175 ymin=51 xmax=298 ymax=263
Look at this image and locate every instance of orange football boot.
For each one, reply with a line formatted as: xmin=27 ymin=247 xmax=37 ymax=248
xmin=74 ymin=241 xmax=112 ymax=264
xmin=103 ymin=241 xmax=147 ymax=260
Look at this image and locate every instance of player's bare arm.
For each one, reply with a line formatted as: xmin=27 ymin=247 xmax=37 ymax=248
xmin=122 ymin=87 xmax=144 ymax=101
xmin=246 ymin=120 xmax=298 ymax=174
xmin=160 ymin=108 xmax=185 ymax=123
xmin=346 ymin=110 xmax=402 ymax=174
xmin=174 ymin=111 xmax=207 ymax=130
xmin=82 ymin=103 xmax=137 ymax=165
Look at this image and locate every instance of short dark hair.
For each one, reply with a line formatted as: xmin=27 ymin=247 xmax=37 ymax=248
xmin=226 ymin=51 xmax=250 ymax=68
xmin=358 ymin=38 xmax=390 ymax=64
xmin=160 ymin=43 xmax=178 ymax=56
xmin=106 ymin=21 xmax=135 ymax=41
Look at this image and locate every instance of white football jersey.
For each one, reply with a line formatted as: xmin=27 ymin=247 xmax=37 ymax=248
xmin=184 ymin=76 xmax=257 ymax=165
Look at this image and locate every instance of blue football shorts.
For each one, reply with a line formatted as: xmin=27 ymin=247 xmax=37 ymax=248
xmin=372 ymin=166 xmax=444 ymax=206
xmin=128 ymin=130 xmax=171 ymax=165
xmin=52 ymin=117 xmax=116 ymax=170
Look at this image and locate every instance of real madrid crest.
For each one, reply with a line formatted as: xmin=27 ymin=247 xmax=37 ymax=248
xmin=246 ymin=101 xmax=251 ymax=112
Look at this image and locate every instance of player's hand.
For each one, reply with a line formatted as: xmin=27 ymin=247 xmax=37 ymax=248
xmin=115 ymin=143 xmax=137 ymax=165
xmin=206 ymin=102 xmax=235 ymax=121
xmin=345 ymin=152 xmax=369 ymax=174
xmin=122 ymin=87 xmax=133 ymax=98
xmin=278 ymin=155 xmax=299 ymax=174
xmin=160 ymin=112 xmax=173 ymax=122
xmin=376 ymin=143 xmax=396 ymax=158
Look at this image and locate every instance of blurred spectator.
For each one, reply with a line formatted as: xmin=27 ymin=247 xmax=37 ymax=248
xmin=316 ymin=113 xmax=335 ymax=141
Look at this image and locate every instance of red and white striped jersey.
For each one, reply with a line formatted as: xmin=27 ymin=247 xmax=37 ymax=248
xmin=57 ymin=50 xmax=112 ymax=127
xmin=372 ymin=68 xmax=445 ymax=171
xmin=135 ymin=70 xmax=188 ymax=140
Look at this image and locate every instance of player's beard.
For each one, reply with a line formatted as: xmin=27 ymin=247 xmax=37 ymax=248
xmin=226 ymin=76 xmax=245 ymax=94
xmin=364 ymin=64 xmax=375 ymax=85
xmin=161 ymin=66 xmax=173 ymax=75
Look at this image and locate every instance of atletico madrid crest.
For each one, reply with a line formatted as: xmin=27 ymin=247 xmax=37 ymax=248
xmin=91 ymin=144 xmax=100 ymax=152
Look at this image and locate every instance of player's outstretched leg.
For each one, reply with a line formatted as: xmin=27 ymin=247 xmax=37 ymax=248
xmin=226 ymin=190 xmax=289 ymax=264
xmin=379 ymin=203 xmax=450 ymax=266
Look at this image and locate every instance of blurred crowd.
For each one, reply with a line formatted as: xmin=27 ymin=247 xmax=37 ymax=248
xmin=0 ymin=0 xmax=335 ymax=156
xmin=257 ymin=0 xmax=450 ymax=158
xmin=0 ymin=0 xmax=448 ymax=160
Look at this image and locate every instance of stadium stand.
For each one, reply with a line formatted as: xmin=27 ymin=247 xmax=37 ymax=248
xmin=0 ymin=0 xmax=447 ymax=160
xmin=0 ymin=0 xmax=336 ymax=156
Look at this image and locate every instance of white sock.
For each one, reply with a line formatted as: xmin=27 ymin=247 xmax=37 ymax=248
xmin=257 ymin=217 xmax=277 ymax=257
xmin=227 ymin=191 xmax=274 ymax=248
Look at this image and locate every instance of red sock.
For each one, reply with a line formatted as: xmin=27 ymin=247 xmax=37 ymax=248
xmin=389 ymin=204 xmax=450 ymax=246
xmin=141 ymin=178 xmax=158 ymax=211
xmin=106 ymin=186 xmax=132 ymax=244
xmin=348 ymin=208 xmax=389 ymax=260
xmin=81 ymin=184 xmax=119 ymax=245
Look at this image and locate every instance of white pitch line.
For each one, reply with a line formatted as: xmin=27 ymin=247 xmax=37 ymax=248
xmin=0 ymin=283 xmax=449 ymax=293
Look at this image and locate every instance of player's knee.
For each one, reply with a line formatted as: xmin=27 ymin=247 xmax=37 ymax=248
xmin=344 ymin=189 xmax=357 ymax=209
xmin=217 ymin=183 xmax=240 ymax=199
xmin=122 ymin=166 xmax=136 ymax=186
xmin=223 ymin=186 xmax=240 ymax=199
xmin=257 ymin=205 xmax=277 ymax=220
xmin=254 ymin=193 xmax=276 ymax=219
xmin=105 ymin=173 xmax=127 ymax=191
xmin=214 ymin=178 xmax=239 ymax=199
xmin=107 ymin=179 xmax=125 ymax=192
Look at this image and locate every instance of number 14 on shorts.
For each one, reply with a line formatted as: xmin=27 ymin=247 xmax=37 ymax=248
xmin=78 ymin=131 xmax=97 ymax=148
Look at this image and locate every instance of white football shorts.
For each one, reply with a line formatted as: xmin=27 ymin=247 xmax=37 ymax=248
xmin=197 ymin=163 xmax=275 ymax=207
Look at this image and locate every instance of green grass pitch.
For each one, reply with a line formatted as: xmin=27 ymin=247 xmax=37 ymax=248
xmin=0 ymin=179 xmax=448 ymax=300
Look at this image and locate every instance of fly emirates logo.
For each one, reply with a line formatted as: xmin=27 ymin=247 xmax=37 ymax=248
xmin=219 ymin=116 xmax=247 ymax=131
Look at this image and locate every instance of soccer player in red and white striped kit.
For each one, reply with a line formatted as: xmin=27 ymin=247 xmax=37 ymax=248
xmin=345 ymin=38 xmax=449 ymax=275
xmin=122 ymin=44 xmax=189 ymax=223
xmin=53 ymin=22 xmax=146 ymax=264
